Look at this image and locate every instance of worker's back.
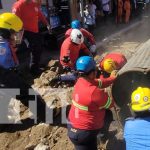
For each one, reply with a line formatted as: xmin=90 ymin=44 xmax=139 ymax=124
xmin=124 ymin=117 xmax=150 ymax=150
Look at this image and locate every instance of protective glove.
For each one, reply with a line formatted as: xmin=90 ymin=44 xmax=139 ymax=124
xmin=63 ymin=66 xmax=71 ymax=72
xmin=90 ymin=45 xmax=96 ymax=53
xmin=110 ymin=70 xmax=118 ymax=78
xmin=62 ymin=56 xmax=71 ymax=63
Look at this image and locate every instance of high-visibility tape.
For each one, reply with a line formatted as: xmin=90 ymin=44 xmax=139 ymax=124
xmin=97 ymin=79 xmax=102 ymax=88
xmin=72 ymin=96 xmax=112 ymax=111
xmin=72 ymin=100 xmax=88 ymax=111
xmin=102 ymin=97 xmax=112 ymax=109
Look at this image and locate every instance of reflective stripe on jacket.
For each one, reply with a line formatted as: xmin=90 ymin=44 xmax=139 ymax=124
xmin=72 ymin=96 xmax=112 ymax=111
xmin=69 ymin=77 xmax=113 ymax=130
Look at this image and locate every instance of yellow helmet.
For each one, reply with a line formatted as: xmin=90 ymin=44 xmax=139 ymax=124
xmin=131 ymin=87 xmax=150 ymax=112
xmin=0 ymin=13 xmax=23 ymax=32
xmin=103 ymin=58 xmax=116 ymax=73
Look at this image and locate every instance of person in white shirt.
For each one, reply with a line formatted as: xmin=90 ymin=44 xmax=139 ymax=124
xmin=89 ymin=0 xmax=97 ymax=25
xmin=84 ymin=4 xmax=95 ymax=33
xmin=101 ymin=0 xmax=110 ymax=22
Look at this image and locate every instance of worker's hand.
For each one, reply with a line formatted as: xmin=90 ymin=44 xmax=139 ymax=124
xmin=110 ymin=70 xmax=118 ymax=78
xmin=62 ymin=56 xmax=71 ymax=63
xmin=49 ymin=76 xmax=60 ymax=87
xmin=47 ymin=24 xmax=52 ymax=34
xmin=63 ymin=66 xmax=72 ymax=72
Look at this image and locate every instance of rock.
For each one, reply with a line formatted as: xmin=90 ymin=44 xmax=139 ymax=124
xmin=40 ymin=71 xmax=57 ymax=86
xmin=34 ymin=143 xmax=50 ymax=150
xmin=25 ymin=143 xmax=36 ymax=150
xmin=50 ymin=67 xmax=56 ymax=72
xmin=47 ymin=60 xmax=59 ymax=68
xmin=30 ymin=123 xmax=52 ymax=139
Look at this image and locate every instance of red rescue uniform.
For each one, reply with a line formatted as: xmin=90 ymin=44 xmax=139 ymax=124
xmin=100 ymin=52 xmax=127 ymax=71
xmin=65 ymin=28 xmax=96 ymax=45
xmin=69 ymin=77 xmax=114 ymax=130
xmin=94 ymin=75 xmax=116 ymax=88
xmin=60 ymin=37 xmax=90 ymax=68
xmin=12 ymin=0 xmax=48 ymax=33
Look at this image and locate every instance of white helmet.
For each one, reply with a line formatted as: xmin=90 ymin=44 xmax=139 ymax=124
xmin=70 ymin=29 xmax=84 ymax=45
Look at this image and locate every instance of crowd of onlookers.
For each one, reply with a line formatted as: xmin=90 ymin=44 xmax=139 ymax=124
xmin=77 ymin=0 xmax=149 ymax=33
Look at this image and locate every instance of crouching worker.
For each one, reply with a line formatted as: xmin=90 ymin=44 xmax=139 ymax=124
xmin=65 ymin=20 xmax=96 ymax=55
xmin=124 ymin=87 xmax=150 ymax=149
xmin=54 ymin=29 xmax=91 ymax=85
xmin=60 ymin=29 xmax=91 ymax=71
xmin=99 ymin=52 xmax=127 ymax=78
xmin=67 ymin=56 xmax=114 ymax=150
xmin=0 ymin=13 xmax=46 ymax=123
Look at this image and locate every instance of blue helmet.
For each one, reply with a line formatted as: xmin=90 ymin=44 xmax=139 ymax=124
xmin=71 ymin=20 xmax=81 ymax=29
xmin=76 ymin=56 xmax=96 ymax=73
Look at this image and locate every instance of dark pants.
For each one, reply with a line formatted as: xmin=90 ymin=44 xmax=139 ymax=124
xmin=103 ymin=11 xmax=109 ymax=23
xmin=67 ymin=110 xmax=113 ymax=150
xmin=23 ymin=31 xmax=43 ymax=72
xmin=0 ymin=67 xmax=46 ymax=123
xmin=68 ymin=124 xmax=99 ymax=150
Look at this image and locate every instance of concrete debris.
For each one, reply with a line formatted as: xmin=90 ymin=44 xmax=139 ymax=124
xmin=34 ymin=143 xmax=50 ymax=150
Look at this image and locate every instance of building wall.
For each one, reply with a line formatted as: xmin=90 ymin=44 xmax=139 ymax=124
xmin=0 ymin=0 xmax=16 ymax=13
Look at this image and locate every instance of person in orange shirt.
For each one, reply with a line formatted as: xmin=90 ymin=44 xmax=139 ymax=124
xmin=124 ymin=0 xmax=131 ymax=23
xmin=116 ymin=0 xmax=123 ymax=23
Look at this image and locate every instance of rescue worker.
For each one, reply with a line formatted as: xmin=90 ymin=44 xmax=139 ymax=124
xmin=12 ymin=0 xmax=51 ymax=76
xmin=65 ymin=20 xmax=96 ymax=54
xmin=0 ymin=13 xmax=46 ymax=123
xmin=124 ymin=87 xmax=150 ymax=149
xmin=67 ymin=56 xmax=114 ymax=150
xmin=60 ymin=29 xmax=91 ymax=71
xmin=116 ymin=0 xmax=123 ymax=23
xmin=99 ymin=52 xmax=127 ymax=77
xmin=124 ymin=0 xmax=131 ymax=23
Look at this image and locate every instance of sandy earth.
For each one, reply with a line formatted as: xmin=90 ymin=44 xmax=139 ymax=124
xmin=0 ymin=13 xmax=149 ymax=150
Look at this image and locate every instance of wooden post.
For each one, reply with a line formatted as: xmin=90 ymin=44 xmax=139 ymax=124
xmin=79 ymin=0 xmax=84 ymax=24
xmin=70 ymin=0 xmax=78 ymax=21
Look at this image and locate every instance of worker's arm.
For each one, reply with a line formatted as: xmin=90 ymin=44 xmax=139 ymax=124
xmin=94 ymin=70 xmax=118 ymax=88
xmin=94 ymin=76 xmax=115 ymax=88
xmin=60 ymin=41 xmax=73 ymax=68
xmin=80 ymin=43 xmax=92 ymax=56
xmin=38 ymin=10 xmax=49 ymax=25
xmin=92 ymin=88 xmax=114 ymax=109
xmin=80 ymin=28 xmax=96 ymax=45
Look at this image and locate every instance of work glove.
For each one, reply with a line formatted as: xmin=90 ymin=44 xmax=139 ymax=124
xmin=62 ymin=56 xmax=71 ymax=63
xmin=110 ymin=70 xmax=118 ymax=78
xmin=63 ymin=66 xmax=72 ymax=72
xmin=90 ymin=45 xmax=96 ymax=53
